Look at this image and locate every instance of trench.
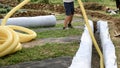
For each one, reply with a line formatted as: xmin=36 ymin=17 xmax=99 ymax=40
xmin=69 ymin=20 xmax=117 ymax=68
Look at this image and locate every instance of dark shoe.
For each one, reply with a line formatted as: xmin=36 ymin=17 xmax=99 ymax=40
xmin=63 ymin=27 xmax=69 ymax=30
xmin=63 ymin=27 xmax=66 ymax=30
xmin=68 ymin=24 xmax=73 ymax=28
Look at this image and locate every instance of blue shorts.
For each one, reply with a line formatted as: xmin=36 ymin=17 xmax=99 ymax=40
xmin=64 ymin=2 xmax=74 ymax=16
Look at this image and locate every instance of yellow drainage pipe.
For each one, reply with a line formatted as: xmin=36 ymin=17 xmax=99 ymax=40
xmin=0 ymin=0 xmax=37 ymax=57
xmin=77 ymin=0 xmax=104 ymax=68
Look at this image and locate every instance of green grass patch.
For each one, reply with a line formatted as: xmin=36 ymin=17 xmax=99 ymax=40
xmin=50 ymin=0 xmax=63 ymax=4
xmin=111 ymin=14 xmax=120 ymax=18
xmin=55 ymin=14 xmax=65 ymax=20
xmin=56 ymin=21 xmax=84 ymax=27
xmin=99 ymin=0 xmax=116 ymax=8
xmin=0 ymin=42 xmax=79 ymax=66
xmin=0 ymin=8 xmax=7 ymax=14
xmin=37 ymin=28 xmax=83 ymax=38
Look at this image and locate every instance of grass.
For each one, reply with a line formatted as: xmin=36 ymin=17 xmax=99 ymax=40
xmin=49 ymin=0 xmax=116 ymax=9
xmin=37 ymin=28 xmax=83 ymax=38
xmin=56 ymin=22 xmax=84 ymax=27
xmin=50 ymin=0 xmax=63 ymax=4
xmin=0 ymin=42 xmax=79 ymax=66
xmin=99 ymin=0 xmax=116 ymax=8
xmin=55 ymin=14 xmax=65 ymax=20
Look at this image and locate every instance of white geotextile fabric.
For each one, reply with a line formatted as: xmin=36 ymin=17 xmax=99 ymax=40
xmin=69 ymin=20 xmax=93 ymax=68
xmin=97 ymin=20 xmax=117 ymax=68
xmin=0 ymin=15 xmax=56 ymax=27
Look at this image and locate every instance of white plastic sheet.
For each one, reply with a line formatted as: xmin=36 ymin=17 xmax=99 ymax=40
xmin=97 ymin=20 xmax=117 ymax=68
xmin=69 ymin=20 xmax=94 ymax=68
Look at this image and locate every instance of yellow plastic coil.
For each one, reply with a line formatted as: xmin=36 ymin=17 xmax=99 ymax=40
xmin=0 ymin=0 xmax=37 ymax=57
xmin=8 ymin=25 xmax=37 ymax=43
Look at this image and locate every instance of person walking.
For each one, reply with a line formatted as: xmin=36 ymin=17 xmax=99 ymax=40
xmin=63 ymin=0 xmax=75 ymax=29
xmin=115 ymin=0 xmax=120 ymax=11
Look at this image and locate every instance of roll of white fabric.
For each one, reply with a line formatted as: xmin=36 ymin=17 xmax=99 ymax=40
xmin=0 ymin=15 xmax=56 ymax=27
xmin=98 ymin=20 xmax=117 ymax=68
xmin=69 ymin=20 xmax=93 ymax=68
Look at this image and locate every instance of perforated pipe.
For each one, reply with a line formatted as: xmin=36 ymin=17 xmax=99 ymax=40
xmin=0 ymin=15 xmax=56 ymax=27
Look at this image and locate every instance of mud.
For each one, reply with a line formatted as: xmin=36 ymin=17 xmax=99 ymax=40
xmin=12 ymin=10 xmax=51 ymax=17
xmin=23 ymin=3 xmax=65 ymax=13
xmin=0 ymin=0 xmax=18 ymax=7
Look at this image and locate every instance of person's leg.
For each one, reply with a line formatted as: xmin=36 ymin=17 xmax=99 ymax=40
xmin=119 ymin=5 xmax=120 ymax=11
xmin=116 ymin=0 xmax=119 ymax=8
xmin=118 ymin=0 xmax=120 ymax=7
xmin=68 ymin=15 xmax=73 ymax=24
xmin=68 ymin=2 xmax=74 ymax=28
xmin=63 ymin=15 xmax=72 ymax=29
xmin=68 ymin=15 xmax=74 ymax=28
xmin=63 ymin=2 xmax=74 ymax=29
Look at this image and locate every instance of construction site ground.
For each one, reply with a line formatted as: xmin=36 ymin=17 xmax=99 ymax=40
xmin=0 ymin=1 xmax=120 ymax=68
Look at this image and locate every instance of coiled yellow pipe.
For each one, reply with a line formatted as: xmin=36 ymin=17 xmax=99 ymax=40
xmin=0 ymin=0 xmax=37 ymax=57
xmin=77 ymin=0 xmax=104 ymax=68
xmin=0 ymin=26 xmax=20 ymax=57
xmin=8 ymin=25 xmax=37 ymax=43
